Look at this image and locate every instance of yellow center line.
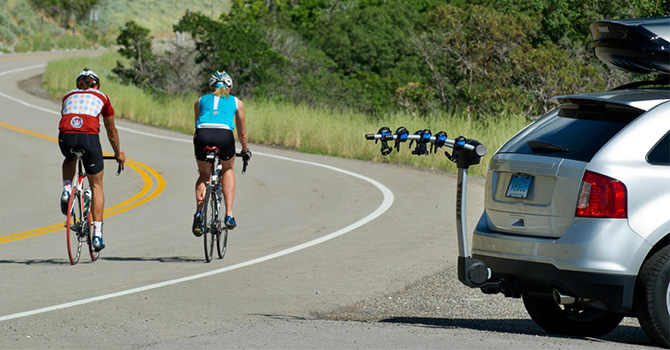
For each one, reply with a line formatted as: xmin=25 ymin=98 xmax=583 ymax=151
xmin=0 ymin=121 xmax=165 ymax=244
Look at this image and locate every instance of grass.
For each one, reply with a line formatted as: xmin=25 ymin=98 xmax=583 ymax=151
xmin=43 ymin=52 xmax=531 ymax=177
xmin=1 ymin=0 xmax=231 ymax=52
xmin=98 ymin=0 xmax=230 ymax=37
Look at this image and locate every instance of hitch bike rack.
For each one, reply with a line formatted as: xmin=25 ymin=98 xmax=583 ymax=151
xmin=365 ymin=126 xmax=491 ymax=288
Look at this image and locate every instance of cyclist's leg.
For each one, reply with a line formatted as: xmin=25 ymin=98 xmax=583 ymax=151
xmin=88 ymin=171 xmax=104 ymax=222
xmin=58 ymin=133 xmax=77 ymax=181
xmin=195 ymin=159 xmax=211 ymax=211
xmin=80 ymin=134 xmax=105 ymax=250
xmin=193 ymin=128 xmax=214 ymax=211
xmin=58 ymin=133 xmax=78 ymax=214
xmin=216 ymin=129 xmax=236 ymax=227
xmin=87 ymin=171 xmax=105 ymax=250
xmin=61 ymin=158 xmax=77 ymax=182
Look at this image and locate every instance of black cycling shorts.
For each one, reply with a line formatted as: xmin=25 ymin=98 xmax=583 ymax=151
xmin=58 ymin=133 xmax=104 ymax=175
xmin=193 ymin=128 xmax=235 ymax=161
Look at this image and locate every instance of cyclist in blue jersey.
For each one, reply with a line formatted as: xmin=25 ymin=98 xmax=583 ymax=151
xmin=192 ymin=71 xmax=249 ymax=236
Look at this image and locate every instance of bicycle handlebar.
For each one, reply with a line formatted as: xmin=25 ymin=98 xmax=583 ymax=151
xmin=103 ymin=155 xmax=123 ymax=176
xmin=235 ymin=150 xmax=252 ymax=174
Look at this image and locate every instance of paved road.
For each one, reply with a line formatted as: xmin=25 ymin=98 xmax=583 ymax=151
xmin=0 ymin=52 xmax=656 ymax=349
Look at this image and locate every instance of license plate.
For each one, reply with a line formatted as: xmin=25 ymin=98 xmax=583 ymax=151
xmin=506 ymin=175 xmax=533 ymax=199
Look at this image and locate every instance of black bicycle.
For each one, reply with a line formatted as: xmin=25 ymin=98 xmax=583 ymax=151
xmin=65 ymin=148 xmax=122 ymax=265
xmin=200 ymin=148 xmax=251 ymax=262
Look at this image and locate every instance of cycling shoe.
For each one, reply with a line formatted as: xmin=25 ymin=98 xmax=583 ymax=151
xmin=224 ymin=216 xmax=237 ymax=229
xmin=92 ymin=236 xmax=105 ymax=252
xmin=192 ymin=211 xmax=203 ymax=237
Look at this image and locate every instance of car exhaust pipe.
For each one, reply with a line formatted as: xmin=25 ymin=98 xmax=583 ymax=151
xmin=553 ymin=289 xmax=576 ymax=305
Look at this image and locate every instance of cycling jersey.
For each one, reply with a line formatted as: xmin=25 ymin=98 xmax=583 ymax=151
xmin=196 ymin=93 xmax=237 ymax=130
xmin=58 ymin=88 xmax=114 ymax=134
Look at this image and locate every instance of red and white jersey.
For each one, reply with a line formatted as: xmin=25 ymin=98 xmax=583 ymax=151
xmin=58 ymin=88 xmax=115 ymax=134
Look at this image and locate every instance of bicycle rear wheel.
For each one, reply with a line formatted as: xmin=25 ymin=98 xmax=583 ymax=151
xmin=66 ymin=189 xmax=83 ymax=265
xmin=202 ymin=189 xmax=215 ymax=262
xmin=217 ymin=224 xmax=228 ymax=259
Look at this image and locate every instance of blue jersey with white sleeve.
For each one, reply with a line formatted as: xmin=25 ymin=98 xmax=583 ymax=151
xmin=196 ymin=93 xmax=237 ymax=130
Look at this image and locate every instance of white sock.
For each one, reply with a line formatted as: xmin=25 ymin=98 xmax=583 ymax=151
xmin=63 ymin=180 xmax=72 ymax=193
xmin=93 ymin=222 xmax=103 ymax=238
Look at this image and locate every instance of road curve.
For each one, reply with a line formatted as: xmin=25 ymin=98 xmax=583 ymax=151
xmin=0 ymin=52 xmax=654 ymax=349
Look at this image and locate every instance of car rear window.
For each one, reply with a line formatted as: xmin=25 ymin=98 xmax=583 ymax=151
xmin=498 ymin=102 xmax=644 ymax=162
xmin=647 ymin=132 xmax=670 ymax=165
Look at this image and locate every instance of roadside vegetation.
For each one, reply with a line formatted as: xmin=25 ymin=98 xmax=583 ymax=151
xmin=0 ymin=0 xmax=228 ymax=52
xmin=38 ymin=0 xmax=669 ymax=176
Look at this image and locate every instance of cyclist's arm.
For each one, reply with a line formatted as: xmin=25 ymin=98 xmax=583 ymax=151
xmin=103 ymin=116 xmax=126 ymax=168
xmin=194 ymin=100 xmax=200 ymax=124
xmin=235 ymin=98 xmax=248 ymax=154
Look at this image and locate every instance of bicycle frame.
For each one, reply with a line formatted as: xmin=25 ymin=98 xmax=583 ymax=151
xmin=65 ymin=149 xmax=122 ymax=265
xmin=65 ymin=149 xmax=97 ymax=264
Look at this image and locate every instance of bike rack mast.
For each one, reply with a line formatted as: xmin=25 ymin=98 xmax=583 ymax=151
xmin=366 ymin=127 xmax=491 ymax=288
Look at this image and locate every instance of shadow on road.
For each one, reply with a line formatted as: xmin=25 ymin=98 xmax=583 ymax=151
xmin=0 ymin=259 xmax=71 ymax=265
xmin=380 ymin=316 xmax=653 ymax=347
xmin=0 ymin=256 xmax=203 ymax=265
xmin=102 ymin=256 xmax=204 ymax=263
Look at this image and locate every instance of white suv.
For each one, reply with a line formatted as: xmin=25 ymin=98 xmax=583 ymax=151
xmin=467 ymin=17 xmax=670 ymax=347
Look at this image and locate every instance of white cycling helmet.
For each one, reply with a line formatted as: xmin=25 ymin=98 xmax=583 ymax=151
xmin=77 ymin=68 xmax=100 ymax=88
xmin=209 ymin=71 xmax=233 ymax=89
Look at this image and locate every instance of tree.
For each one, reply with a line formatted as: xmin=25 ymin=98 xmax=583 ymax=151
xmin=174 ymin=11 xmax=286 ymax=97
xmin=116 ymin=21 xmax=153 ymax=71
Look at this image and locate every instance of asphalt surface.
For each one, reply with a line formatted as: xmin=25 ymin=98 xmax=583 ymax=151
xmin=0 ymin=51 xmax=657 ymax=349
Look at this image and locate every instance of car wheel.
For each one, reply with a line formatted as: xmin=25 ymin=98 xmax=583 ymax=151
xmin=522 ymin=291 xmax=623 ymax=338
xmin=634 ymin=245 xmax=670 ymax=348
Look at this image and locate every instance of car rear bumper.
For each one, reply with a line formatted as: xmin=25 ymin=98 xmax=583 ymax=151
xmin=471 ymin=213 xmax=651 ymax=312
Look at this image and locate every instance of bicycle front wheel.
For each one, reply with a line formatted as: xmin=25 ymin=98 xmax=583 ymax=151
xmin=66 ymin=190 xmax=83 ymax=265
xmin=202 ymin=188 xmax=215 ymax=262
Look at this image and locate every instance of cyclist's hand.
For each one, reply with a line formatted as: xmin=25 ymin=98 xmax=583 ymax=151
xmin=241 ymin=150 xmax=252 ymax=162
xmin=116 ymin=151 xmax=126 ymax=171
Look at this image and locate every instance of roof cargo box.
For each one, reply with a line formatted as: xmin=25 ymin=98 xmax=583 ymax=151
xmin=591 ymin=17 xmax=670 ymax=75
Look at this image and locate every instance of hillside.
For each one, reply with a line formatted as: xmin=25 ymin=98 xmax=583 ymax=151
xmin=0 ymin=0 xmax=230 ymax=52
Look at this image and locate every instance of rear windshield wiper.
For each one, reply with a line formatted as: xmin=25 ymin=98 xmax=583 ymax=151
xmin=527 ymin=140 xmax=569 ymax=153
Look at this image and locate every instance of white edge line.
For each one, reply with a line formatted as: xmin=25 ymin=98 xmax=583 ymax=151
xmin=0 ymin=64 xmax=395 ymax=322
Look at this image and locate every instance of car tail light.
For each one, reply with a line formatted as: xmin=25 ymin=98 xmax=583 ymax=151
xmin=576 ymin=171 xmax=627 ymax=218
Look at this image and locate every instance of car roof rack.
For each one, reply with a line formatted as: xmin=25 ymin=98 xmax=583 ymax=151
xmin=611 ymin=75 xmax=669 ymax=90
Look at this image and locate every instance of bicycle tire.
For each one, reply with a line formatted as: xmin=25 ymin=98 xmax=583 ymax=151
xmin=202 ymin=188 xmax=214 ymax=262
xmin=216 ymin=199 xmax=228 ymax=259
xmin=66 ymin=189 xmax=83 ymax=265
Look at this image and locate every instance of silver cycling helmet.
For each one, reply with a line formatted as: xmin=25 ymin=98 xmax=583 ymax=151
xmin=209 ymin=71 xmax=233 ymax=89
xmin=77 ymin=68 xmax=100 ymax=88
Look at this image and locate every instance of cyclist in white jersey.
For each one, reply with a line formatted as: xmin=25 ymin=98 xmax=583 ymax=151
xmin=192 ymin=71 xmax=249 ymax=236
